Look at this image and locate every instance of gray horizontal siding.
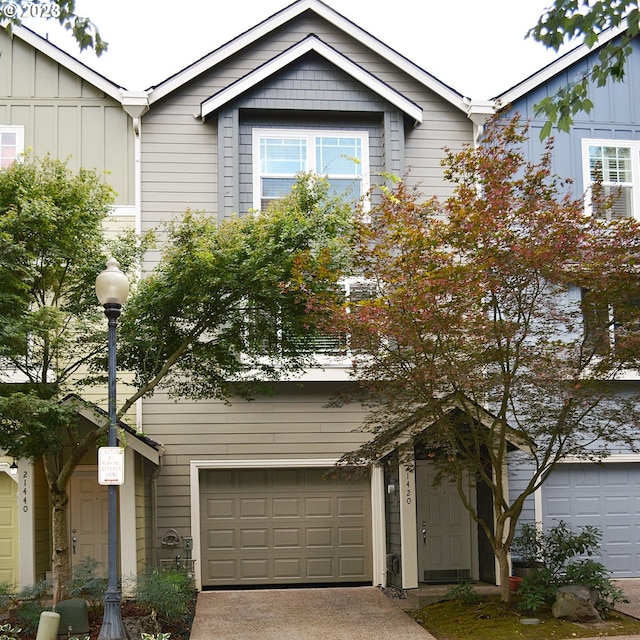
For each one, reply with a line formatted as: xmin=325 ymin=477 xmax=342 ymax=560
xmin=140 ymin=11 xmax=472 ymax=230
xmin=144 ymin=382 xmax=370 ymax=541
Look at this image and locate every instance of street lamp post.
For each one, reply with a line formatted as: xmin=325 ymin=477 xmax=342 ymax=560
xmin=95 ymin=257 xmax=129 ymax=640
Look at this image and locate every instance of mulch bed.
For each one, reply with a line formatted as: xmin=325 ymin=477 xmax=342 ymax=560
xmin=8 ymin=599 xmax=195 ymax=640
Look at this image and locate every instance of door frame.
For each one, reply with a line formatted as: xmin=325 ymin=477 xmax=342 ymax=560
xmin=415 ymin=460 xmax=478 ymax=583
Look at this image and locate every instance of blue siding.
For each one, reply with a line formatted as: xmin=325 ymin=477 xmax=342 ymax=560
xmin=509 ymin=38 xmax=640 ymax=198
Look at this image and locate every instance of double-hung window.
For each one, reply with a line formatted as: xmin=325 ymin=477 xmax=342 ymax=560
xmin=583 ymin=139 xmax=640 ymax=219
xmin=0 ymin=125 xmax=25 ymax=168
xmin=252 ymin=128 xmax=369 ymax=210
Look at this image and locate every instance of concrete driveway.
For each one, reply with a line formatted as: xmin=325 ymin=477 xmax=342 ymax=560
xmin=189 ymin=586 xmax=436 ymax=639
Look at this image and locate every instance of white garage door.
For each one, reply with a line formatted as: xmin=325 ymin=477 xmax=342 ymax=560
xmin=200 ymin=467 xmax=372 ymax=587
xmin=542 ymin=463 xmax=640 ymax=577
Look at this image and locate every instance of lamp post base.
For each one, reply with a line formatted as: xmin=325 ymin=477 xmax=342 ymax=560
xmin=98 ymin=588 xmax=126 ymax=640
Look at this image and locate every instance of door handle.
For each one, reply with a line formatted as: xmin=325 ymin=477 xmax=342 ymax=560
xmin=422 ymin=521 xmax=427 ymax=546
xmin=72 ymin=529 xmax=77 ymax=555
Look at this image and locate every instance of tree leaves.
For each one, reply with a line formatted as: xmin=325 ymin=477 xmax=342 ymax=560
xmin=529 ymin=0 xmax=638 ymax=137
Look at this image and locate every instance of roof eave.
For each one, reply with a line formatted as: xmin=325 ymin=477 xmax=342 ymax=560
xmin=148 ymin=0 xmax=467 ymax=113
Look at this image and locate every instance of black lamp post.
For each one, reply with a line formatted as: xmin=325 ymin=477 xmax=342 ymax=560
xmin=95 ymin=257 xmax=129 ymax=640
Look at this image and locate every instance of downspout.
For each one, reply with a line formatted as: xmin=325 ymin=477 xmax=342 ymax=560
xmin=150 ymin=447 xmax=165 ymax=567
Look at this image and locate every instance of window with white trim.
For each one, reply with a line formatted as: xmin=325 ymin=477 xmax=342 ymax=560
xmin=252 ymin=128 xmax=369 ymax=210
xmin=583 ymin=139 xmax=640 ymax=219
xmin=0 ymin=125 xmax=25 ymax=168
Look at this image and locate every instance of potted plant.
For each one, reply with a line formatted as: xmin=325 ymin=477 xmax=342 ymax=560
xmin=511 ymin=523 xmax=546 ymax=579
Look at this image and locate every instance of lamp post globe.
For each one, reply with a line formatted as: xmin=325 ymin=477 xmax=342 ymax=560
xmin=95 ymin=257 xmax=129 ymax=640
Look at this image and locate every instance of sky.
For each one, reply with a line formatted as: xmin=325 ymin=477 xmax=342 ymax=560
xmin=20 ymin=0 xmax=570 ymax=99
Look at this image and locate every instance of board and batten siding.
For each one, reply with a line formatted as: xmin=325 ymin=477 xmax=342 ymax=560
xmin=143 ymin=383 xmax=370 ymax=547
xmin=140 ymin=12 xmax=472 ymax=233
xmin=0 ymin=29 xmax=135 ymax=205
xmin=508 ymin=37 xmax=640 ymax=199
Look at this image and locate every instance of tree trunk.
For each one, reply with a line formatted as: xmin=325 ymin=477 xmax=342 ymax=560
xmin=50 ymin=485 xmax=70 ymax=606
xmin=497 ymin=545 xmax=512 ymax=604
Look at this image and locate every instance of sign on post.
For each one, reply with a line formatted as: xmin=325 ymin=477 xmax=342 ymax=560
xmin=98 ymin=447 xmax=125 ymax=485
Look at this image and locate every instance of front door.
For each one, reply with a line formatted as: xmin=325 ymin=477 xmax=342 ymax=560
xmin=69 ymin=470 xmax=109 ymax=574
xmin=416 ymin=460 xmax=472 ymax=583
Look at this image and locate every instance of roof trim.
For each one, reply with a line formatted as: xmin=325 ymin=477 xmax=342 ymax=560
xmin=5 ymin=24 xmax=127 ymax=102
xmin=496 ymin=24 xmax=627 ymax=106
xmin=200 ymin=35 xmax=423 ymax=123
xmin=148 ymin=0 xmax=467 ymax=113
xmin=61 ymin=394 xmax=162 ymax=465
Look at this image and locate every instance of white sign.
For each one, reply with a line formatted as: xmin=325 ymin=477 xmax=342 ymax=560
xmin=98 ymin=447 xmax=125 ymax=485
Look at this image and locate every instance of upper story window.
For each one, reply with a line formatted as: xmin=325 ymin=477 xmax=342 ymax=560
xmin=583 ymin=139 xmax=640 ymax=219
xmin=252 ymin=128 xmax=369 ymax=211
xmin=0 ymin=125 xmax=25 ymax=168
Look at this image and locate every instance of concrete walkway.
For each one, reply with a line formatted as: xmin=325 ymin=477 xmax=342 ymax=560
xmin=189 ymin=586 xmax=436 ymax=640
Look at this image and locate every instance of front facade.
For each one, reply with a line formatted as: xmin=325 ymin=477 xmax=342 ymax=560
xmin=4 ymin=0 xmax=640 ymax=595
xmin=501 ymin=30 xmax=640 ymax=578
xmin=137 ymin=0 xmax=498 ymax=591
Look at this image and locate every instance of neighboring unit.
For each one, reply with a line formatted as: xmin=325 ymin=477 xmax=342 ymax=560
xmin=499 ymin=27 xmax=640 ymax=578
xmin=0 ymin=24 xmax=154 ymax=588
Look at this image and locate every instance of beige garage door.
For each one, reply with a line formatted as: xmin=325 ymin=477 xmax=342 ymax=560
xmin=200 ymin=468 xmax=372 ymax=587
xmin=0 ymin=472 xmax=19 ymax=585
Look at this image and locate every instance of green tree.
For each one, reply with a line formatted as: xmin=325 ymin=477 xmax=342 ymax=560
xmin=0 ymin=163 xmax=351 ymax=603
xmin=328 ymin=115 xmax=640 ymax=603
xmin=1 ymin=0 xmax=106 ymax=54
xmin=529 ymin=0 xmax=639 ymax=137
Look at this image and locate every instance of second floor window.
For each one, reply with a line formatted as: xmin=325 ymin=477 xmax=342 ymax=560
xmin=0 ymin=126 xmax=24 ymax=168
xmin=252 ymin=128 xmax=369 ymax=211
xmin=583 ymin=140 xmax=640 ymax=219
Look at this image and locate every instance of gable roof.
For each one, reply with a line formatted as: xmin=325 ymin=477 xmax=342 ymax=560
xmin=495 ymin=23 xmax=628 ymax=106
xmin=4 ymin=24 xmax=127 ymax=101
xmin=148 ymin=0 xmax=469 ymax=114
xmin=200 ymin=34 xmax=424 ymax=123
xmin=62 ymin=394 xmax=162 ymax=465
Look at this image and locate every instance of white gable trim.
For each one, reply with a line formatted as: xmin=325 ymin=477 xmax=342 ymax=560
xmin=200 ymin=35 xmax=423 ymax=123
xmin=149 ymin=0 xmax=467 ymax=113
xmin=496 ymin=23 xmax=627 ymax=106
xmin=8 ymin=25 xmax=126 ymax=102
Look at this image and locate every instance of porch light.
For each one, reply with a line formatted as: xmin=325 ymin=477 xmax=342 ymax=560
xmin=10 ymin=459 xmax=18 ymax=475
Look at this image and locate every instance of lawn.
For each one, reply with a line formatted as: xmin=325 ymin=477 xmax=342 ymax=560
xmin=412 ymin=596 xmax=640 ymax=640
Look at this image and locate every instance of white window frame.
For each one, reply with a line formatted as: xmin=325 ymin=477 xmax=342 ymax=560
xmin=582 ymin=138 xmax=640 ymax=220
xmin=252 ymin=128 xmax=370 ymax=211
xmin=0 ymin=125 xmax=25 ymax=168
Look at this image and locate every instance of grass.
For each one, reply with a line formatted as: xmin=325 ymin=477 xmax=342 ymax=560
xmin=412 ymin=596 xmax=640 ymax=640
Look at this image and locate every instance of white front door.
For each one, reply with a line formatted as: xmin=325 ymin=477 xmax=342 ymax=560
xmin=416 ymin=460 xmax=472 ymax=582
xmin=69 ymin=470 xmax=109 ymax=574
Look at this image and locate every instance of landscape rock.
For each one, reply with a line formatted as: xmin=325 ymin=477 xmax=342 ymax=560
xmin=552 ymin=585 xmax=601 ymax=622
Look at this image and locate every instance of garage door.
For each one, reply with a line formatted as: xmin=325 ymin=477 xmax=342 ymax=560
xmin=0 ymin=472 xmax=19 ymax=584
xmin=542 ymin=463 xmax=640 ymax=577
xmin=200 ymin=468 xmax=372 ymax=587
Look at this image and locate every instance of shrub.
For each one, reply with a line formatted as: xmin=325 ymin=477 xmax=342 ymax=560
xmin=516 ymin=521 xmax=622 ymax=615
xmin=66 ymin=557 xmax=107 ymax=613
xmin=131 ymin=567 xmax=195 ymax=624
xmin=445 ymin=580 xmax=480 ymax=605
xmin=11 ymin=579 xmax=51 ymax=635
xmin=0 ymin=623 xmax=22 ymax=640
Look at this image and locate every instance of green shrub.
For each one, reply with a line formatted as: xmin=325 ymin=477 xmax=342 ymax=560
xmin=516 ymin=521 xmax=622 ymax=615
xmin=66 ymin=556 xmax=107 ymax=613
xmin=0 ymin=623 xmax=22 ymax=640
xmin=131 ymin=567 xmax=195 ymax=623
xmin=11 ymin=579 xmax=51 ymax=635
xmin=0 ymin=582 xmax=16 ymax=614
xmin=445 ymin=580 xmax=480 ymax=605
